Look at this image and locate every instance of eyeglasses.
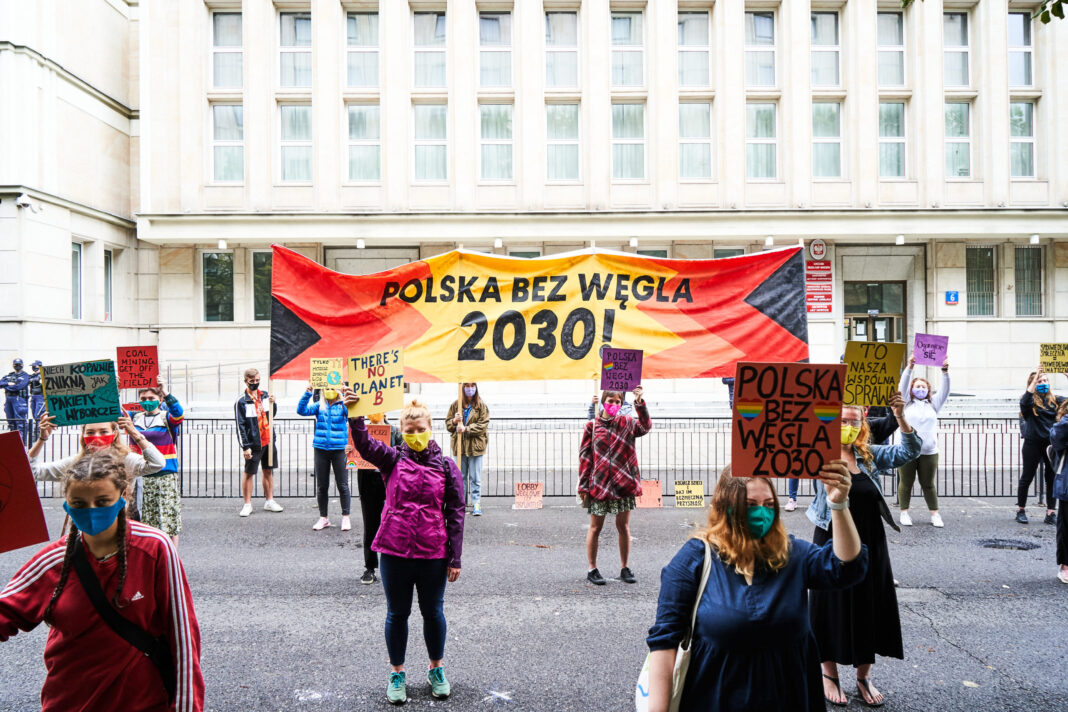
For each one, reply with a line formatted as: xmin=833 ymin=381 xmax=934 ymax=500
xmin=842 ymin=419 xmax=863 ymax=427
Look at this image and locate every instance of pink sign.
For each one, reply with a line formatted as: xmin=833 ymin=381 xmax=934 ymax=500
xmin=913 ymin=333 xmax=949 ymax=367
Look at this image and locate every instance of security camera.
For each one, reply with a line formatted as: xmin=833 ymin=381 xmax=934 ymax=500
xmin=15 ymin=193 xmax=32 ymax=208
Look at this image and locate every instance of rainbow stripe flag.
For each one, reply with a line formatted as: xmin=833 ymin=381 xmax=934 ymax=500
xmin=603 ymin=362 xmax=614 ymax=371
xmin=813 ymin=404 xmax=839 ymax=423
xmin=736 ymin=401 xmax=764 ymax=420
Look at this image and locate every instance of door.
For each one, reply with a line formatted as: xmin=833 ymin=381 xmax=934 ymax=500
xmin=844 ymin=282 xmax=906 ymax=343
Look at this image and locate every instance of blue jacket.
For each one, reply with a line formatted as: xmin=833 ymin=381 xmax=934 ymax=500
xmin=2 ymin=370 xmax=31 ymax=398
xmin=297 ymin=391 xmax=349 ymax=451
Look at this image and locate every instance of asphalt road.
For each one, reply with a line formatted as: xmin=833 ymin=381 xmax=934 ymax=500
xmin=2 ymin=495 xmax=1066 ymax=711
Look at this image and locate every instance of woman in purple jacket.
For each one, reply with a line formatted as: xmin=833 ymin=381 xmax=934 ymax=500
xmin=344 ymin=393 xmax=465 ymax=706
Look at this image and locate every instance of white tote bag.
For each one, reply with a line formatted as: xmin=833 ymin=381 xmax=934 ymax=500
xmin=635 ymin=540 xmax=712 ymax=712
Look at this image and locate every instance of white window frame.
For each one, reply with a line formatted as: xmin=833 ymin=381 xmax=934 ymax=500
xmin=812 ymin=101 xmax=842 ymax=179
xmin=744 ymin=10 xmax=776 ymax=88
xmin=677 ymin=10 xmax=711 ymax=88
xmin=944 ymin=101 xmax=972 ymax=180
xmin=1008 ymin=11 xmax=1033 ymax=88
xmin=545 ymin=10 xmax=579 ymax=89
xmin=810 ymin=11 xmax=840 ymax=88
xmin=943 ymin=11 xmax=970 ymax=88
xmin=745 ymin=102 xmax=777 ymax=181
xmin=878 ymin=101 xmax=907 ymax=180
xmin=610 ymin=102 xmax=646 ymax=182
xmin=278 ymin=103 xmax=313 ymax=184
xmin=546 ymin=102 xmax=580 ymax=184
xmin=345 ymin=102 xmax=381 ymax=184
xmin=876 ymin=11 xmax=905 ymax=88
xmin=479 ymin=10 xmax=512 ymax=88
xmin=210 ymin=103 xmax=244 ymax=184
xmin=1009 ymin=100 xmax=1035 ymax=179
xmin=479 ymin=103 xmax=514 ymax=183
xmin=678 ymin=101 xmax=713 ymax=182
xmin=413 ymin=10 xmax=447 ymax=89
xmin=279 ymin=11 xmax=312 ymax=89
xmin=412 ymin=103 xmax=448 ymax=183
xmin=346 ymin=11 xmax=380 ymax=88
xmin=250 ymin=249 xmax=273 ymax=322
xmin=611 ymin=11 xmax=644 ymax=87
xmin=212 ymin=11 xmax=242 ymax=90
xmin=201 ymin=249 xmax=235 ymax=323
xmin=71 ymin=242 xmax=83 ymax=320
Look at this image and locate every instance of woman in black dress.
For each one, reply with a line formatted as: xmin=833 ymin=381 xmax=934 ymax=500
xmin=806 ymin=392 xmax=921 ymax=707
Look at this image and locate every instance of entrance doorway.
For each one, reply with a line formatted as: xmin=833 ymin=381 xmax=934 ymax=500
xmin=844 ymin=281 xmax=906 ymax=343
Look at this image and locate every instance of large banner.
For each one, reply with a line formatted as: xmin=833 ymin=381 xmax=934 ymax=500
xmin=270 ymin=245 xmax=809 ymax=382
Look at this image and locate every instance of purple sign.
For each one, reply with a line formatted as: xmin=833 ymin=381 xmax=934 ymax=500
xmin=600 ymin=348 xmax=643 ymax=392
xmin=913 ymin=333 xmax=949 ymax=367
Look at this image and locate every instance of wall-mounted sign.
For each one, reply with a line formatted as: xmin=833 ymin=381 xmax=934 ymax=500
xmin=806 ymin=259 xmax=833 ymax=314
xmin=809 ymin=239 xmax=827 ymax=261
xmin=945 ymin=291 xmax=959 ymax=305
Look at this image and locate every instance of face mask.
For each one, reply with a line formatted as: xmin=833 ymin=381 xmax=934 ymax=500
xmin=841 ymin=425 xmax=861 ymax=445
xmin=746 ymin=505 xmax=776 ymax=539
xmin=247 ymin=381 xmax=260 ymax=392
xmin=912 ymin=386 xmax=929 ymax=400
xmin=464 ymin=387 xmax=477 ymax=398
xmin=603 ymin=403 xmax=621 ymax=417
xmin=84 ymin=434 xmax=117 ymax=451
xmin=140 ymin=400 xmax=160 ymax=412
xmin=403 ymin=431 xmax=431 ymax=452
xmin=1036 ymin=384 xmax=1050 ymax=394
xmin=63 ymin=497 xmax=126 ymax=536
xmin=368 ymin=413 xmax=385 ymax=424
xmin=323 ymin=389 xmax=338 ymax=401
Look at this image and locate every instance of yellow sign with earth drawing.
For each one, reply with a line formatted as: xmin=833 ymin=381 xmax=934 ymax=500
xmin=309 ymin=358 xmax=345 ymax=388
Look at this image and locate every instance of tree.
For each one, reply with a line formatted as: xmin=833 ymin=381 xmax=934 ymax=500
xmin=901 ymin=0 xmax=1063 ymax=23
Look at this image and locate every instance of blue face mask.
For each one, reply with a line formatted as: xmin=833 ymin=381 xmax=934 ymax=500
xmin=63 ymin=497 xmax=126 ymax=536
xmin=1036 ymin=384 xmax=1050 ymax=394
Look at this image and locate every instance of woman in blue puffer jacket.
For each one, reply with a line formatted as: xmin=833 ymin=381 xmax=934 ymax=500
xmin=298 ymin=384 xmax=352 ymax=531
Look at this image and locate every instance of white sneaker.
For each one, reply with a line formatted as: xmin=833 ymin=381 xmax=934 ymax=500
xmin=239 ymin=502 xmax=253 ymax=517
xmin=1058 ymin=570 xmax=1068 ymax=584
xmin=264 ymin=500 xmax=284 ymax=513
xmin=312 ymin=517 xmax=330 ymax=531
xmin=930 ymin=512 xmax=944 ymax=528
xmin=784 ymin=498 xmax=797 ymax=512
xmin=899 ymin=511 xmax=913 ymax=526
xmin=341 ymin=515 xmax=352 ymax=531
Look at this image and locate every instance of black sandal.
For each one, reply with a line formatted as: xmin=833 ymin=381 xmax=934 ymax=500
xmin=822 ymin=674 xmax=848 ymax=707
xmin=856 ymin=677 xmax=885 ymax=708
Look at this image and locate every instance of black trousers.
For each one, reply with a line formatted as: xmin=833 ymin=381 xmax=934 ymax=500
xmin=314 ymin=448 xmax=350 ymax=517
xmin=357 ymin=469 xmax=386 ymax=571
xmin=1018 ymin=438 xmax=1056 ymax=509
xmin=1058 ymin=499 xmax=1068 ymax=567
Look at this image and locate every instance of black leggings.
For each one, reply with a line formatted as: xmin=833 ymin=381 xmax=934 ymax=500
xmin=1018 ymin=439 xmax=1056 ymax=510
xmin=314 ymin=449 xmax=350 ymax=517
xmin=1058 ymin=499 xmax=1068 ymax=567
xmin=357 ymin=469 xmax=386 ymax=570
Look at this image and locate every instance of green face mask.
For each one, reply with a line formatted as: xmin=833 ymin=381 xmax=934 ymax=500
xmin=745 ymin=505 xmax=776 ymax=539
xmin=140 ymin=400 xmax=160 ymax=412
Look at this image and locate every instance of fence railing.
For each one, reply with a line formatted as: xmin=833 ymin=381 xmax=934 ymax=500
xmin=16 ymin=417 xmax=1043 ymax=501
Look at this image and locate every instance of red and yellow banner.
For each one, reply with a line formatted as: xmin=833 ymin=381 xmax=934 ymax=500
xmin=269 ymin=245 xmax=809 ymax=382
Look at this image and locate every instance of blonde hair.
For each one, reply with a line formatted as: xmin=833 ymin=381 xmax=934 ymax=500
xmin=77 ymin=422 xmax=130 ymax=461
xmin=401 ymin=398 xmax=432 ymax=425
xmin=243 ymin=368 xmax=259 ymax=380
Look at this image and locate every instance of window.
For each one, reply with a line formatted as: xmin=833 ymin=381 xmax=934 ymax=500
xmin=480 ymin=12 xmax=511 ymax=87
xmin=480 ymin=104 xmax=513 ymax=181
xmin=714 ymin=247 xmax=745 ymax=259
xmin=611 ymin=103 xmax=645 ymax=180
xmin=965 ymin=246 xmax=994 ymax=317
xmin=878 ymin=102 xmax=906 ymax=178
xmin=280 ymin=104 xmax=312 ymax=182
xmin=744 ymin=12 xmax=775 ymax=87
xmin=71 ymin=243 xmax=82 ymax=319
xmin=1015 ymin=246 xmax=1043 ymax=316
xmin=414 ymin=104 xmax=447 ymax=181
xmin=203 ymin=252 xmax=234 ymax=322
xmin=812 ymin=102 xmax=841 ymax=178
xmin=414 ymin=11 xmax=446 ymax=88
xmin=252 ymin=251 xmax=273 ymax=321
xmin=546 ymin=103 xmax=579 ymax=181
xmin=679 ymin=102 xmax=712 ymax=179
xmin=1010 ymin=101 xmax=1035 ymax=178
xmin=611 ymin=12 xmax=643 ymax=86
xmin=877 ymin=12 xmax=904 ymax=86
xmin=212 ymin=12 xmax=242 ymax=89
xmin=509 ymin=250 xmax=541 ymax=259
xmin=745 ymin=103 xmax=776 ymax=179
xmin=944 ymin=102 xmax=970 ymax=178
xmin=678 ymin=12 xmax=710 ymax=86
xmin=347 ymin=104 xmax=380 ymax=182
xmin=347 ymin=12 xmax=379 ymax=87
xmin=637 ymin=248 xmax=669 ymax=258
xmin=810 ymin=12 xmax=839 ymax=87
xmin=280 ymin=12 xmax=311 ymax=88
xmin=943 ymin=13 xmax=969 ymax=87
xmin=103 ymin=250 xmax=113 ymax=322
xmin=212 ymin=104 xmax=244 ymax=182
xmin=545 ymin=11 xmax=578 ymax=88
xmin=1008 ymin=12 xmax=1033 ymax=87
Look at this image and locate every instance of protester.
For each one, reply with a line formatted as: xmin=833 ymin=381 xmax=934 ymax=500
xmin=28 ymin=360 xmax=45 ymax=440
xmin=1016 ymin=367 xmax=1065 ymax=525
xmin=297 ymin=384 xmax=352 ymax=531
xmin=446 ymin=382 xmax=490 ymax=516
xmin=345 ymin=392 xmax=465 ymax=704
xmin=808 ymin=392 xmax=920 ymax=707
xmin=128 ymin=376 xmax=184 ymax=546
xmin=356 ymin=412 xmax=402 ymax=585
xmin=578 ymin=386 xmax=651 ymax=586
xmin=587 ymin=393 xmax=634 ymax=419
xmin=2 ymin=357 xmax=31 ymax=443
xmin=29 ymin=414 xmax=165 ymax=490
xmin=896 ymin=355 xmax=951 ymax=527
xmin=645 ymin=464 xmax=868 ymax=711
xmin=234 ymin=368 xmax=282 ymax=517
xmin=0 ymin=450 xmax=205 ymax=711
xmin=1050 ymin=401 xmax=1068 ymax=584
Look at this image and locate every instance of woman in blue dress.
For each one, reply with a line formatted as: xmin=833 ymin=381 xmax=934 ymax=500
xmin=645 ymin=461 xmax=868 ymax=712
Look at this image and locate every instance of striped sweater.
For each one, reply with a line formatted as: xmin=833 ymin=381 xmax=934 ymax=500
xmin=131 ymin=395 xmax=184 ymax=476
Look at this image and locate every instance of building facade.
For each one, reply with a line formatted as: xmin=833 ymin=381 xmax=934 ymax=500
xmin=3 ymin=0 xmax=1068 ymax=408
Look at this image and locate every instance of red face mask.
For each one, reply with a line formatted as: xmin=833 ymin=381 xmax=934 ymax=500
xmin=84 ymin=433 xmax=117 ymax=451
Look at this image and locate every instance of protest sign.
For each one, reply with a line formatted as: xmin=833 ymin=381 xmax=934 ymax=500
xmin=913 ymin=334 xmax=949 ymax=368
xmin=116 ymin=346 xmax=159 ymax=389
xmin=731 ymin=362 xmax=847 ymax=479
xmin=122 ymin=402 xmax=145 ymax=413
xmin=513 ymin=482 xmax=544 ymax=510
xmin=636 ymin=479 xmax=663 ymax=508
xmin=674 ymin=480 xmax=706 ymax=508
xmin=347 ymin=349 xmax=404 ymax=418
xmin=42 ymin=360 xmax=122 ymax=427
xmin=310 ymin=358 xmax=346 ymax=389
xmin=0 ymin=432 xmax=50 ymax=555
xmin=1040 ymin=344 xmax=1068 ymax=372
xmin=600 ymin=348 xmax=643 ymax=392
xmin=346 ymin=424 xmax=392 ymax=469
xmin=843 ymin=341 xmax=906 ymax=406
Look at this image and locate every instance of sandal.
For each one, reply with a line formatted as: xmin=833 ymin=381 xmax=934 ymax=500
xmin=822 ymin=674 xmax=848 ymax=707
xmin=856 ymin=677 xmax=885 ymax=708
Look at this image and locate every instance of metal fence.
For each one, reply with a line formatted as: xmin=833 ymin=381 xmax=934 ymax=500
xmin=19 ymin=417 xmax=1045 ymax=501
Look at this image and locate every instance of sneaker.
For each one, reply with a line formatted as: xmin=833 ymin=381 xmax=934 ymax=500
xmin=1016 ymin=509 xmax=1029 ymax=524
xmin=341 ymin=515 xmax=352 ymax=531
xmin=899 ymin=511 xmax=913 ymax=527
xmin=312 ymin=517 xmax=330 ymax=531
xmin=1058 ymin=570 xmax=1068 ymax=585
xmin=386 ymin=671 xmax=406 ymax=705
xmin=930 ymin=512 xmax=944 ymax=528
xmin=1044 ymin=511 xmax=1056 ymax=526
xmin=587 ymin=568 xmax=606 ymax=586
xmin=264 ymin=500 xmax=284 ymax=513
xmin=361 ymin=569 xmax=377 ymax=585
xmin=472 ymin=503 xmax=482 ymax=516
xmin=239 ymin=502 xmax=253 ymax=517
xmin=427 ymin=666 xmax=450 ymax=699
xmin=620 ymin=567 xmax=637 ymax=584
xmin=784 ymin=498 xmax=797 ymax=512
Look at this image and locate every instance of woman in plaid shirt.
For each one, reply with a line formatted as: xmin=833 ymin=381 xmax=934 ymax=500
xmin=579 ymin=386 xmax=651 ymax=586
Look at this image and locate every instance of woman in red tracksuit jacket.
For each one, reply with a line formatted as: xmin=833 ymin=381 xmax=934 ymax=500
xmin=0 ymin=450 xmax=204 ymax=712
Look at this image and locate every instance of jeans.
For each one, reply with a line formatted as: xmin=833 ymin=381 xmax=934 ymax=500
xmin=459 ymin=454 xmax=483 ymax=505
xmin=379 ymin=554 xmax=448 ymax=666
xmin=1018 ymin=438 xmax=1055 ymax=509
xmin=357 ymin=469 xmax=386 ymax=570
xmin=788 ymin=478 xmax=799 ymax=499
xmin=898 ymin=453 xmax=940 ymax=511
xmin=4 ymin=397 xmax=28 ymax=444
xmin=314 ymin=449 xmax=350 ymax=517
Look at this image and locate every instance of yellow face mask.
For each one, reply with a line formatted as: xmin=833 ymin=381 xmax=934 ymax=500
xmin=403 ymin=431 xmax=431 ymax=452
xmin=323 ymin=389 xmax=338 ymax=401
xmin=841 ymin=425 xmax=861 ymax=445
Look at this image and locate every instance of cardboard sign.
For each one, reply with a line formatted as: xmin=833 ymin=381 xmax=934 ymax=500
xmin=122 ymin=402 xmax=145 ymax=413
xmin=347 ymin=349 xmax=404 ymax=418
xmin=913 ymin=334 xmax=949 ymax=368
xmin=42 ymin=360 xmax=122 ymax=427
xmin=600 ymin=348 xmax=643 ymax=392
xmin=843 ymin=341 xmax=906 ymax=406
xmin=310 ymin=358 xmax=346 ymax=389
xmin=116 ymin=346 xmax=159 ymax=389
xmin=731 ymin=362 xmax=846 ymax=479
xmin=674 ymin=480 xmax=706 ymax=508
xmin=1040 ymin=344 xmax=1068 ymax=372
xmin=346 ymin=424 xmax=392 ymax=469
xmin=512 ymin=482 xmax=544 ymax=510
xmin=0 ymin=432 xmax=50 ymax=555
xmin=636 ymin=479 xmax=663 ymax=508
